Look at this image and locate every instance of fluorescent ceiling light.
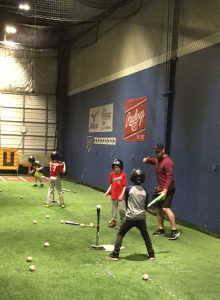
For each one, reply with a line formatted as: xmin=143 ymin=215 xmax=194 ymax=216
xmin=5 ymin=26 xmax=17 ymax=34
xmin=19 ymin=3 xmax=30 ymax=11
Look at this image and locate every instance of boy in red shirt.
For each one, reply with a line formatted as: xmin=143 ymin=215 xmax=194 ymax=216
xmin=44 ymin=151 xmax=66 ymax=208
xmin=105 ymin=159 xmax=127 ymax=228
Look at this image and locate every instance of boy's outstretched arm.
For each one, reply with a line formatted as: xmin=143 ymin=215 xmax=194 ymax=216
xmin=104 ymin=185 xmax=111 ymax=197
xmin=62 ymin=162 xmax=66 ymax=173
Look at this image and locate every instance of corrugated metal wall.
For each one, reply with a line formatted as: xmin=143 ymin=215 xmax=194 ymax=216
xmin=0 ymin=93 xmax=56 ymax=158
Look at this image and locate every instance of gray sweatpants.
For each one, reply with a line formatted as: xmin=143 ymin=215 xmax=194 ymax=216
xmin=47 ymin=176 xmax=64 ymax=205
xmin=111 ymin=200 xmax=126 ymax=222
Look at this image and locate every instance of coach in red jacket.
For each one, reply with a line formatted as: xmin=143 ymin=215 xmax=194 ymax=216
xmin=143 ymin=143 xmax=180 ymax=240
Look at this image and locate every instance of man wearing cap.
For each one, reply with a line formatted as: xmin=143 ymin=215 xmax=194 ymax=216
xmin=143 ymin=144 xmax=180 ymax=240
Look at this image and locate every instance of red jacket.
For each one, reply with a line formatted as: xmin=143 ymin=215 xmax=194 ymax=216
xmin=147 ymin=155 xmax=175 ymax=191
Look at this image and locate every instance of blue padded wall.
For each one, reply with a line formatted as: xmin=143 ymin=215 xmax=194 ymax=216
xmin=64 ymin=63 xmax=166 ymax=193
xmin=171 ymin=44 xmax=220 ymax=234
xmin=64 ymin=44 xmax=220 ymax=234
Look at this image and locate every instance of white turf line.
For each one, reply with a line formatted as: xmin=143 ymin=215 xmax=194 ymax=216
xmin=96 ymin=261 xmax=116 ymax=278
xmin=175 ymin=270 xmax=193 ymax=273
xmin=7 ymin=177 xmax=19 ymax=180
xmin=0 ymin=176 xmax=6 ymax=181
xmin=148 ymin=279 xmax=183 ymax=300
xmin=18 ymin=176 xmax=27 ymax=182
xmin=79 ymin=262 xmax=116 ymax=278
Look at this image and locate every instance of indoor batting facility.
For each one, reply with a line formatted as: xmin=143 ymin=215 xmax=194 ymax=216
xmin=0 ymin=1 xmax=220 ymax=300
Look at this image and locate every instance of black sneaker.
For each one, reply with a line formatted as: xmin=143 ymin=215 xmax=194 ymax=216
xmin=148 ymin=253 xmax=155 ymax=260
xmin=153 ymin=229 xmax=165 ymax=236
xmin=168 ymin=230 xmax=180 ymax=240
xmin=108 ymin=251 xmax=119 ymax=261
xmin=33 ymin=184 xmax=37 ymax=187
xmin=40 ymin=183 xmax=44 ymax=187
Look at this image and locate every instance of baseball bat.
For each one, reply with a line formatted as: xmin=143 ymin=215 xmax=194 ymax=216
xmin=62 ymin=188 xmax=72 ymax=192
xmin=80 ymin=223 xmax=95 ymax=228
xmin=65 ymin=221 xmax=80 ymax=225
xmin=147 ymin=193 xmax=166 ymax=208
xmin=65 ymin=221 xmax=94 ymax=227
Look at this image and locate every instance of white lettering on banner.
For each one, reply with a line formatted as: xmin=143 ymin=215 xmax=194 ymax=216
xmin=125 ymin=108 xmax=145 ymax=132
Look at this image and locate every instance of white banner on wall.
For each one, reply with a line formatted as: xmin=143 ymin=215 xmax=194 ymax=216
xmin=87 ymin=136 xmax=116 ymax=153
xmin=89 ymin=103 xmax=113 ymax=132
xmin=94 ymin=137 xmax=116 ymax=145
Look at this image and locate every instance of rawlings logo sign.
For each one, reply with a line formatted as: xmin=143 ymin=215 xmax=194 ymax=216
xmin=124 ymin=97 xmax=147 ymax=142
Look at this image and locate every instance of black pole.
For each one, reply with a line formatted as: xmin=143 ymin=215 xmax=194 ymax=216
xmin=96 ymin=207 xmax=101 ymax=245
xmin=164 ymin=0 xmax=180 ymax=154
xmin=165 ymin=57 xmax=178 ymax=154
xmin=91 ymin=205 xmax=105 ymax=250
xmin=56 ymin=44 xmax=70 ymax=155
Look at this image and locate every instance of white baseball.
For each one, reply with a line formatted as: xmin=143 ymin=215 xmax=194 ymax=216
xmin=44 ymin=242 xmax=50 ymax=247
xmin=27 ymin=256 xmax=32 ymax=262
xmin=20 ymin=195 xmax=23 ymax=199
xmin=60 ymin=220 xmax=64 ymax=224
xmin=90 ymin=223 xmax=94 ymax=227
xmin=96 ymin=204 xmax=101 ymax=209
xmin=46 ymin=215 xmax=50 ymax=219
xmin=33 ymin=220 xmax=37 ymax=224
xmin=142 ymin=274 xmax=149 ymax=280
xmin=29 ymin=265 xmax=35 ymax=271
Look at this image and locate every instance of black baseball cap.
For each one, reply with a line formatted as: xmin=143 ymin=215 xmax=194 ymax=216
xmin=153 ymin=143 xmax=165 ymax=151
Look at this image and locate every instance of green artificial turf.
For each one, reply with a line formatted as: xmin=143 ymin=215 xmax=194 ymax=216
xmin=0 ymin=179 xmax=220 ymax=300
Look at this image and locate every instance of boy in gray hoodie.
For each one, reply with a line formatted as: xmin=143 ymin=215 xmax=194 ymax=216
xmin=108 ymin=169 xmax=155 ymax=261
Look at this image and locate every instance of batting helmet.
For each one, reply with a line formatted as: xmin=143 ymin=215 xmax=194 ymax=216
xmin=50 ymin=151 xmax=60 ymax=161
xmin=28 ymin=156 xmax=35 ymax=164
xmin=130 ymin=169 xmax=145 ymax=184
xmin=112 ymin=159 xmax=123 ymax=170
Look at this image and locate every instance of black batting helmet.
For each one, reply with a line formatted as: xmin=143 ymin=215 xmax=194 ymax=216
xmin=50 ymin=151 xmax=60 ymax=161
xmin=130 ymin=169 xmax=145 ymax=184
xmin=112 ymin=159 xmax=123 ymax=170
xmin=28 ymin=156 xmax=35 ymax=164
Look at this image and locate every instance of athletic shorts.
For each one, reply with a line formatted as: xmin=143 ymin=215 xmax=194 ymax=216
xmin=35 ymin=171 xmax=43 ymax=178
xmin=152 ymin=189 xmax=175 ymax=208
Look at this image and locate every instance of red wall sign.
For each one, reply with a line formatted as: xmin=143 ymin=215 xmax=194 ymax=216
xmin=124 ymin=96 xmax=147 ymax=142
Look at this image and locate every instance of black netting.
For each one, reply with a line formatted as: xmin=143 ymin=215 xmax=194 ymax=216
xmin=0 ymin=0 xmax=143 ymax=50
xmin=8 ymin=0 xmax=139 ymax=22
